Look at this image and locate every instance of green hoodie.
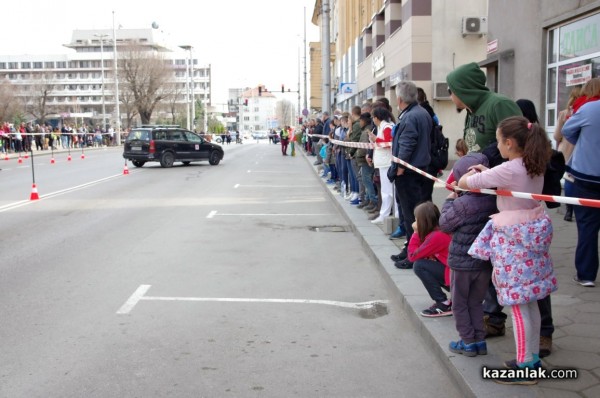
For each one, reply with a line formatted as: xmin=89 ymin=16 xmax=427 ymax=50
xmin=446 ymin=62 xmax=522 ymax=153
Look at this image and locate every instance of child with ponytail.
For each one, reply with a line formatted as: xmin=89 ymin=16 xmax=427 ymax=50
xmin=458 ymin=116 xmax=558 ymax=385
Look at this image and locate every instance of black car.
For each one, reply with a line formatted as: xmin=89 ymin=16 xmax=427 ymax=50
xmin=123 ymin=126 xmax=224 ymax=168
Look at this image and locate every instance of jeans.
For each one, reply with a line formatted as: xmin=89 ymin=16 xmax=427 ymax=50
xmin=568 ymin=179 xmax=600 ymax=281
xmin=346 ymin=158 xmax=359 ymax=192
xmin=360 ymin=164 xmax=377 ymax=204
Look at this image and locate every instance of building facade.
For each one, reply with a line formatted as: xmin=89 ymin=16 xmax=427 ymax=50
xmin=312 ymin=0 xmax=488 ymax=151
xmin=484 ymin=0 xmax=600 ymax=135
xmin=238 ymin=85 xmax=278 ymax=133
xmin=0 ymin=28 xmax=211 ymax=130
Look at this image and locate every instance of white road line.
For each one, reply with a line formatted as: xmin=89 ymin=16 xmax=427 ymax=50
xmin=0 ymin=172 xmax=129 ymax=213
xmin=235 ymin=184 xmax=317 ymax=188
xmin=116 ymin=285 xmax=388 ymax=314
xmin=233 ymin=184 xmax=240 ymax=188
xmin=212 ymin=213 xmax=333 ymax=217
xmin=116 ymin=284 xmax=152 ymax=314
xmin=206 ymin=210 xmax=217 ymax=218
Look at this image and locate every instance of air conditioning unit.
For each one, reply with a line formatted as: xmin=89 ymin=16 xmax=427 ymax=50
xmin=433 ymin=82 xmax=451 ymax=100
xmin=462 ymin=16 xmax=487 ymax=37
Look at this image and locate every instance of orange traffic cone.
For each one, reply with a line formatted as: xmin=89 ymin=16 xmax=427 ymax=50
xmin=67 ymin=154 xmax=72 ymax=161
xmin=123 ymin=163 xmax=129 ymax=175
xmin=81 ymin=153 xmax=85 ymax=159
xmin=18 ymin=156 xmax=23 ymax=164
xmin=50 ymin=157 xmax=55 ymax=164
xmin=3 ymin=153 xmax=8 ymax=161
xmin=30 ymin=184 xmax=40 ymax=200
xmin=24 ymin=153 xmax=29 ymax=159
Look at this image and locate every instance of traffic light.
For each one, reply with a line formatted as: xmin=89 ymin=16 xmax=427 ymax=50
xmin=281 ymin=84 xmax=285 ymax=93
xmin=258 ymin=86 xmax=262 ymax=96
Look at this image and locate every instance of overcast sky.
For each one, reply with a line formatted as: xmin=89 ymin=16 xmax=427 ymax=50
xmin=1 ymin=0 xmax=320 ymax=105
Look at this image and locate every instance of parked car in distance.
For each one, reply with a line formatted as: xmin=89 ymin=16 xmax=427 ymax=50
xmin=251 ymin=131 xmax=268 ymax=139
xmin=123 ymin=125 xmax=224 ymax=168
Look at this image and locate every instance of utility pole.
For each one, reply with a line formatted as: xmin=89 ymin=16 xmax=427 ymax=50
xmin=303 ymin=6 xmax=308 ymax=115
xmin=322 ymin=0 xmax=331 ymax=114
xmin=112 ymin=11 xmax=121 ymax=145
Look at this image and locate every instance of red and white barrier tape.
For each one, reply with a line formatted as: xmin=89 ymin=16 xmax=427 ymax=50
xmin=306 ymin=133 xmax=600 ymax=208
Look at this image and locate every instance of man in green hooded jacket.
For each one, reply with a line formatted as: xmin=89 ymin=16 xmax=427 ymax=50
xmin=446 ymin=62 xmax=522 ymax=166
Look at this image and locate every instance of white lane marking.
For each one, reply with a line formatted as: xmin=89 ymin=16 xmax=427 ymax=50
xmin=206 ymin=210 xmax=217 ymax=218
xmin=236 ymin=184 xmax=317 ymax=188
xmin=0 ymin=172 xmax=129 ymax=213
xmin=116 ymin=285 xmax=388 ymax=314
xmin=212 ymin=213 xmax=333 ymax=217
xmin=116 ymin=284 xmax=152 ymax=314
xmin=247 ymin=170 xmax=252 ymax=173
xmin=233 ymin=184 xmax=240 ymax=189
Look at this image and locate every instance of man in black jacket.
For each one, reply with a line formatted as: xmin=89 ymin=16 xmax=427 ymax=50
xmin=390 ymin=81 xmax=432 ymax=269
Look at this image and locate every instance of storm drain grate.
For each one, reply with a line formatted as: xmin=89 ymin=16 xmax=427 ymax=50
xmin=308 ymin=225 xmax=350 ymax=232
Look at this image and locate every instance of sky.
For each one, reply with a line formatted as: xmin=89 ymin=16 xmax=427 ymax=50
xmin=1 ymin=0 xmax=320 ymax=106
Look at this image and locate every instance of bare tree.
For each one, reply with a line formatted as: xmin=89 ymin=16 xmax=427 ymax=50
xmin=120 ymin=45 xmax=171 ymax=124
xmin=161 ymin=81 xmax=186 ymax=124
xmin=119 ymin=82 xmax=140 ymax=128
xmin=0 ymin=78 xmax=21 ymax=122
xmin=22 ymin=73 xmax=55 ymax=124
xmin=275 ymin=99 xmax=294 ymax=127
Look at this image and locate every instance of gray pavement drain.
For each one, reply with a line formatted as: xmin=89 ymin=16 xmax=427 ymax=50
xmin=308 ymin=225 xmax=349 ymax=232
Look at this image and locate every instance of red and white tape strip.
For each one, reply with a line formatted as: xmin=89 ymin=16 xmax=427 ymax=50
xmin=306 ymin=132 xmax=600 ymax=208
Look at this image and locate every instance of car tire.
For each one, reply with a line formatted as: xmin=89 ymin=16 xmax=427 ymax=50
xmin=160 ymin=152 xmax=175 ymax=168
xmin=182 ymin=161 xmax=191 ymax=166
xmin=209 ymin=150 xmax=221 ymax=165
xmin=132 ymin=160 xmax=145 ymax=168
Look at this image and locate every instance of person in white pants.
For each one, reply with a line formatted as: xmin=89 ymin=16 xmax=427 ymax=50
xmin=369 ymin=107 xmax=395 ymax=224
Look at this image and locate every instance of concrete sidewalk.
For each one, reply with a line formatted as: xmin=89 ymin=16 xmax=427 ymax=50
xmin=306 ymin=154 xmax=600 ymax=398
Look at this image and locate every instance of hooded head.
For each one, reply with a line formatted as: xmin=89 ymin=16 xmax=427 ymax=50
xmin=446 ymin=62 xmax=490 ymax=112
xmin=452 ymin=153 xmax=489 ymax=182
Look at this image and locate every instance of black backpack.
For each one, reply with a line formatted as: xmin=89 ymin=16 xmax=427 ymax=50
xmin=430 ymin=124 xmax=449 ymax=171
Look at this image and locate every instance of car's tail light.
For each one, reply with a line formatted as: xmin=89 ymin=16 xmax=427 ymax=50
xmin=149 ymin=140 xmax=155 ymax=154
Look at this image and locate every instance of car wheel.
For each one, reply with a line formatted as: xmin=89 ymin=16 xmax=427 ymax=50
xmin=182 ymin=161 xmax=191 ymax=166
xmin=160 ymin=152 xmax=175 ymax=168
xmin=132 ymin=160 xmax=145 ymax=167
xmin=209 ymin=150 xmax=221 ymax=165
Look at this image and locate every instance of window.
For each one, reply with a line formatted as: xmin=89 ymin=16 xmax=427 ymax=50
xmin=8 ymin=73 xmax=17 ymax=80
xmin=79 ymin=61 xmax=90 ymax=68
xmin=546 ymin=13 xmax=600 ymax=128
xmin=0 ymin=62 xmax=5 ymax=69
xmin=69 ymin=61 xmax=78 ymax=68
xmin=21 ymin=62 xmax=31 ymax=69
xmin=80 ymin=72 xmax=89 ymax=79
xmin=185 ymin=131 xmax=201 ymax=142
xmin=45 ymin=61 xmax=54 ymax=68
xmin=68 ymin=73 xmax=77 ymax=79
xmin=8 ymin=62 xmax=18 ymax=69
xmin=33 ymin=62 xmax=43 ymax=69
xmin=56 ymin=61 xmax=67 ymax=69
xmin=55 ymin=73 xmax=65 ymax=79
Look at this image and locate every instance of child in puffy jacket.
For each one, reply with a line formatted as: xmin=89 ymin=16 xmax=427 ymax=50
xmin=407 ymin=202 xmax=452 ymax=318
xmin=439 ymin=153 xmax=498 ymax=357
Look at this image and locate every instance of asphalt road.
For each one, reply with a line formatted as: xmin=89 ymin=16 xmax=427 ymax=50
xmin=0 ymin=142 xmax=461 ymax=397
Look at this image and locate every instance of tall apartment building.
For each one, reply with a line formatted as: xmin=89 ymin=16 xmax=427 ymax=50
xmin=0 ymin=28 xmax=211 ymax=129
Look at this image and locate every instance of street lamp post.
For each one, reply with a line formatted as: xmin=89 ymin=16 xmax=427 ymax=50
xmin=94 ymin=33 xmax=109 ymax=134
xmin=179 ymin=45 xmax=192 ymax=130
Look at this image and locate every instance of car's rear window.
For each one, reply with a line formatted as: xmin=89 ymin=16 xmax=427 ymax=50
xmin=126 ymin=130 xmax=151 ymax=142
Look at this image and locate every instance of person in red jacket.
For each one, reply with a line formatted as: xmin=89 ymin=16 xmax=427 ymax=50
xmin=407 ymin=201 xmax=452 ymax=317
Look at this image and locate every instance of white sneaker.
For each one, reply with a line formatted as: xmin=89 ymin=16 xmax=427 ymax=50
xmin=371 ymin=216 xmax=384 ymax=224
xmin=349 ymin=192 xmax=358 ymax=201
xmin=344 ymin=192 xmax=353 ymax=200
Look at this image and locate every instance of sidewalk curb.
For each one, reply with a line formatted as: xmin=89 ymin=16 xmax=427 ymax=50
xmin=301 ymin=151 xmax=537 ymax=397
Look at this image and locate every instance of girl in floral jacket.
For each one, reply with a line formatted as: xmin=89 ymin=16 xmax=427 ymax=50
xmin=458 ymin=116 xmax=558 ymax=384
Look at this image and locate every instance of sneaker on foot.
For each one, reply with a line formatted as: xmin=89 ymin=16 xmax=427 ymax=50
xmin=391 ymin=246 xmax=408 ymax=262
xmin=371 ymin=216 xmax=384 ymax=224
xmin=573 ymin=276 xmax=595 ymax=287
xmin=449 ymin=340 xmax=478 ymax=357
xmin=394 ymin=259 xmax=413 ymax=269
xmin=421 ymin=302 xmax=452 ymax=318
xmin=389 ymin=225 xmax=406 ymax=240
